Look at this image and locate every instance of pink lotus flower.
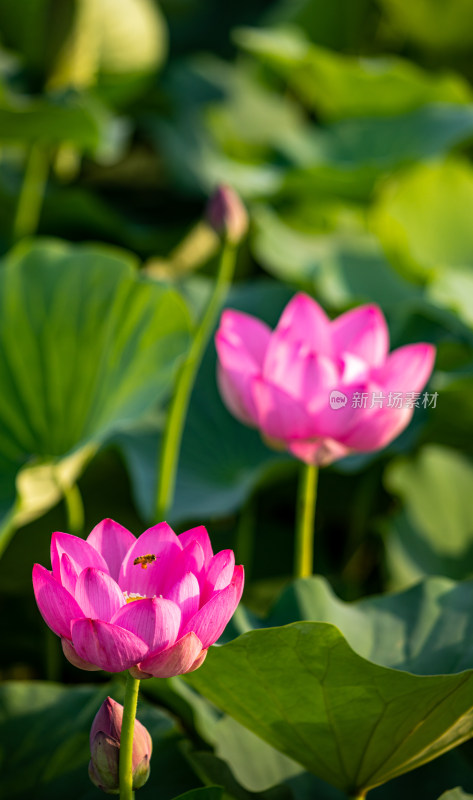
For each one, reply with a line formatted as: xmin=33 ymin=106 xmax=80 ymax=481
xmin=215 ymin=293 xmax=435 ymax=465
xmin=89 ymin=696 xmax=152 ymax=793
xmin=33 ymin=519 xmax=244 ymax=677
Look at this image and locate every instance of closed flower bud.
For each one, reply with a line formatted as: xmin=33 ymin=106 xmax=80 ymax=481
xmin=206 ymin=185 xmax=248 ymax=244
xmin=89 ymin=697 xmax=152 ymax=794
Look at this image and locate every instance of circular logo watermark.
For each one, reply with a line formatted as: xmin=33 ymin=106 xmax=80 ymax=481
xmin=329 ymin=390 xmax=348 ymax=410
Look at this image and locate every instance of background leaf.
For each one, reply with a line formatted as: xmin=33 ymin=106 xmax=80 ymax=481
xmin=0 ymin=238 xmax=191 ymax=540
xmin=186 ymin=621 xmax=473 ymax=795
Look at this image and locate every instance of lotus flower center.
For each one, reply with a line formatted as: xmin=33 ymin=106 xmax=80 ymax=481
xmin=123 ymin=592 xmax=146 ymax=604
xmin=122 ymin=591 xmax=164 ymax=603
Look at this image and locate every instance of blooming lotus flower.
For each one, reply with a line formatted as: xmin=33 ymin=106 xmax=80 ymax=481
xmin=32 ymin=520 xmax=244 ymax=677
xmin=215 ymin=293 xmax=435 ymax=465
xmin=89 ymin=696 xmax=152 ymax=793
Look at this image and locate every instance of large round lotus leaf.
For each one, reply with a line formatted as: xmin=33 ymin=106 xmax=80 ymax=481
xmin=188 ymin=575 xmax=473 ymax=795
xmin=0 ymin=238 xmax=191 ymax=547
xmin=384 ymin=445 xmax=473 ymax=586
xmin=51 ymin=0 xmax=167 ymax=84
xmin=226 ymin=574 xmax=473 ymax=675
xmin=379 ymin=0 xmax=473 ymax=52
xmin=235 ymin=27 xmax=471 ymax=120
xmin=372 ymin=160 xmax=473 ymax=281
xmin=186 ymin=621 xmax=473 ymax=796
xmin=438 ymin=791 xmax=473 ymax=799
xmin=0 ymin=90 xmax=109 ymax=151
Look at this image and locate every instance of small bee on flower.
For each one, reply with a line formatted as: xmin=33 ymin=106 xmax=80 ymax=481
xmin=133 ymin=554 xmax=157 ymax=570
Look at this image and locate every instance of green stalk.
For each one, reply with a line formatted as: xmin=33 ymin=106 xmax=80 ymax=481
xmin=155 ymin=241 xmax=237 ymax=521
xmin=13 ymin=144 xmax=49 ymax=242
xmin=294 ymin=463 xmax=318 ymax=578
xmin=119 ymin=674 xmax=140 ymax=800
xmin=348 ymin=793 xmax=366 ymax=800
xmin=63 ymin=482 xmax=85 ymax=535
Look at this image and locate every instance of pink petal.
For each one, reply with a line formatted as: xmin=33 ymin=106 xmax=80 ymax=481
xmin=202 ymin=550 xmax=235 ymax=603
xmin=86 ymin=519 xmax=136 ymax=581
xmin=178 ymin=525 xmax=213 ymax=564
xmin=217 ymin=362 xmax=259 ymax=426
xmin=51 ymin=532 xmax=108 ymax=581
xmin=118 ymin=523 xmax=182 ymax=596
xmin=136 ymin=632 xmax=203 ymax=679
xmin=180 ymin=541 xmax=206 ymax=577
xmin=216 ymin=309 xmax=271 ymax=371
xmin=60 ymin=554 xmax=78 ymax=596
xmin=215 ymin=310 xmax=271 ymax=426
xmin=61 ymin=638 xmax=101 ymax=671
xmin=263 ymin=341 xmax=338 ymax=410
xmin=74 ymin=568 xmax=125 ymax=621
xmin=375 ymin=343 xmax=436 ymax=394
xmin=71 ymin=618 xmax=148 ymax=673
xmin=274 ymin=294 xmax=332 ymax=356
xmin=338 ymin=353 xmax=370 ymax=385
xmin=111 ymin=597 xmax=181 ymax=651
xmin=183 ymin=565 xmax=244 ymax=649
xmin=307 ymin=386 xmax=361 ymax=439
xmin=32 ymin=564 xmax=83 ymax=639
xmin=251 ymin=377 xmax=313 ymax=441
xmin=288 ymin=438 xmax=351 ymax=466
xmin=187 ymin=648 xmax=208 ymax=673
xmin=341 ymin=404 xmax=413 ymax=451
xmin=332 ymin=305 xmax=389 ymax=367
xmin=166 ymin=572 xmax=200 ymax=625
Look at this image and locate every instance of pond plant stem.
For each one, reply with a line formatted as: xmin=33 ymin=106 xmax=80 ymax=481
xmin=119 ymin=673 xmax=140 ymax=800
xmin=155 ymin=239 xmax=237 ymax=521
xmin=294 ymin=462 xmax=318 ymax=578
xmin=13 ymin=144 xmax=49 ymax=242
xmin=63 ymin=482 xmax=85 ymax=535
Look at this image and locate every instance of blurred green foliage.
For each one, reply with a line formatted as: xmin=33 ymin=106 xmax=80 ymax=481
xmin=1 ymin=0 xmax=473 ymax=798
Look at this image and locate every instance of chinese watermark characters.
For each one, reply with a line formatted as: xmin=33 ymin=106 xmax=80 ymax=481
xmin=329 ymin=390 xmax=438 ymax=410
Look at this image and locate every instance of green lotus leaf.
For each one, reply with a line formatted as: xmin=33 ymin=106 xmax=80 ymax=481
xmin=379 ymin=0 xmax=473 ymax=52
xmin=235 ymin=27 xmax=471 ymax=119
xmin=0 ymin=238 xmax=191 ymax=551
xmin=372 ymin=159 xmax=473 ymax=281
xmin=186 ymin=621 xmax=473 ymax=796
xmin=384 ymin=445 xmax=473 ymax=587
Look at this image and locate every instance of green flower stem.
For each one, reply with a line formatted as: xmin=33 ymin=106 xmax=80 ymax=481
xmin=119 ymin=673 xmax=141 ymax=800
xmin=63 ymin=482 xmax=85 ymax=535
xmin=294 ymin=462 xmax=319 ymax=578
xmin=348 ymin=793 xmax=366 ymax=799
xmin=13 ymin=143 xmax=49 ymax=242
xmin=155 ymin=240 xmax=237 ymax=521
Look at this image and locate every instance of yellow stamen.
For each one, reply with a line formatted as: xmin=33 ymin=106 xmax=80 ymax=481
xmin=123 ymin=592 xmax=145 ymax=604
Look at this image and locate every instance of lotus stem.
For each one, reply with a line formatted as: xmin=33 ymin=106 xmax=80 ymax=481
xmin=119 ymin=673 xmax=141 ymax=800
xmin=294 ymin=462 xmax=318 ymax=578
xmin=155 ymin=239 xmax=237 ymax=521
xmin=13 ymin=143 xmax=49 ymax=242
xmin=63 ymin=482 xmax=85 ymax=535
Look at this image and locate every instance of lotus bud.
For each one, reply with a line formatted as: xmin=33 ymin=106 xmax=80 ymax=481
xmin=89 ymin=697 xmax=152 ymax=794
xmin=206 ymin=185 xmax=248 ymax=244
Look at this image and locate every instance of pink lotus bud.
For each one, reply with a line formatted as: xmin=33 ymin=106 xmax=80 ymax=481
xmin=206 ymin=185 xmax=248 ymax=244
xmin=89 ymin=697 xmax=152 ymax=794
xmin=32 ymin=520 xmax=243 ymax=676
xmin=215 ymin=294 xmax=436 ymax=466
